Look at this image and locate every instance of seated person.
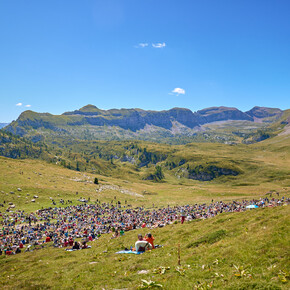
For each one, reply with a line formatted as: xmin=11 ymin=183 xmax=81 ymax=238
xmin=145 ymin=233 xmax=155 ymax=249
xmin=82 ymin=241 xmax=88 ymax=249
xmin=15 ymin=247 xmax=21 ymax=254
xmin=68 ymin=236 xmax=74 ymax=247
xmin=111 ymin=230 xmax=119 ymax=239
xmin=72 ymin=241 xmax=80 ymax=250
xmin=135 ymin=234 xmax=152 ymax=252
xmin=63 ymin=239 xmax=69 ymax=247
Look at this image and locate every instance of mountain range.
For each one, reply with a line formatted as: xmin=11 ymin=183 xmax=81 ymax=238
xmin=4 ymin=105 xmax=288 ymax=144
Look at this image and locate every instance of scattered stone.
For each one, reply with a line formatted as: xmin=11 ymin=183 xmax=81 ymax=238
xmin=34 ymin=195 xmax=39 ymax=198
xmin=8 ymin=202 xmax=13 ymax=205
xmin=78 ymin=198 xmax=88 ymax=203
xmin=1 ymin=191 xmax=4 ymax=193
xmin=89 ymin=262 xmax=98 ymax=265
xmin=31 ymin=199 xmax=35 ymax=202
xmin=17 ymin=188 xmax=22 ymax=191
xmin=27 ymin=194 xmax=30 ymax=196
xmin=138 ymin=270 xmax=150 ymax=274
xmin=10 ymin=205 xmax=15 ymax=208
xmin=10 ymin=191 xmax=14 ymax=194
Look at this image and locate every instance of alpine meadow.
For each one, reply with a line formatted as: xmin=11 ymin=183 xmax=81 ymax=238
xmin=0 ymin=1 xmax=290 ymax=289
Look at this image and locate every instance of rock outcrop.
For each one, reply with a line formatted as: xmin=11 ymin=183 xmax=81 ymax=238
xmin=4 ymin=105 xmax=284 ymax=140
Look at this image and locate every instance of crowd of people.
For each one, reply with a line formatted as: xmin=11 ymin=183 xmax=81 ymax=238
xmin=0 ymin=195 xmax=288 ymax=255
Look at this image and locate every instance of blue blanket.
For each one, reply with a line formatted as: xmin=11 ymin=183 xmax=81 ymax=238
xmin=116 ymin=250 xmax=143 ymax=255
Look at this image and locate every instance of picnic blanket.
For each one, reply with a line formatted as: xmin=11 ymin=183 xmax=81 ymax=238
xmin=116 ymin=245 xmax=163 ymax=255
xmin=116 ymin=250 xmax=143 ymax=255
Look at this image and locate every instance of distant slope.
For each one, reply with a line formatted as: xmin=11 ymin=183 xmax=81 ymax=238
xmin=0 ymin=130 xmax=51 ymax=160
xmin=0 ymin=123 xmax=8 ymax=129
xmin=246 ymin=106 xmax=283 ymax=121
xmin=5 ymin=105 xmax=286 ymax=144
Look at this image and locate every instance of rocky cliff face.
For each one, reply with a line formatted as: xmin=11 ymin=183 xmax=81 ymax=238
xmin=62 ymin=105 xmax=256 ymax=130
xmin=5 ymin=105 xmax=284 ymax=140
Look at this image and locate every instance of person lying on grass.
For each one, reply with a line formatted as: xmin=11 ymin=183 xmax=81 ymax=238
xmin=135 ymin=234 xmax=152 ymax=252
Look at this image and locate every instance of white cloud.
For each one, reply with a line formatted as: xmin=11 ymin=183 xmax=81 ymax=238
xmin=172 ymin=88 xmax=186 ymax=95
xmin=25 ymin=104 xmax=31 ymax=108
xmin=135 ymin=43 xmax=148 ymax=48
xmin=16 ymin=103 xmax=22 ymax=106
xmin=139 ymin=43 xmax=148 ymax=48
xmin=152 ymin=42 xmax=166 ymax=48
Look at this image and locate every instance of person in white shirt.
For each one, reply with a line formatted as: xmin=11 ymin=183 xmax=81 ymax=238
xmin=135 ymin=234 xmax=152 ymax=252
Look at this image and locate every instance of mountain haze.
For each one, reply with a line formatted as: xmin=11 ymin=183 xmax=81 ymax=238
xmin=0 ymin=123 xmax=8 ymax=129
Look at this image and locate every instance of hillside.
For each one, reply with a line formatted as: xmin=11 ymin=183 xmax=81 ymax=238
xmin=0 ymin=132 xmax=289 ymax=289
xmin=1 ymin=124 xmax=290 ymax=185
xmin=0 ymin=201 xmax=289 ymax=289
xmin=0 ymin=130 xmax=52 ymax=160
xmin=0 ymin=130 xmax=289 ymax=212
xmin=5 ymin=105 xmax=287 ymax=144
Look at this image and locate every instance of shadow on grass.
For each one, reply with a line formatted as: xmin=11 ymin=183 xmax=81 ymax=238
xmin=186 ymin=229 xmax=227 ymax=248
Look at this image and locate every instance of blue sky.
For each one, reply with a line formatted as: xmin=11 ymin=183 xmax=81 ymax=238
xmin=0 ymin=0 xmax=289 ymax=122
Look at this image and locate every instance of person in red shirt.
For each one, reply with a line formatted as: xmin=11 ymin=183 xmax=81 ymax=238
xmin=145 ymin=233 xmax=155 ymax=249
xmin=68 ymin=236 xmax=74 ymax=247
xmin=63 ymin=239 xmax=69 ymax=247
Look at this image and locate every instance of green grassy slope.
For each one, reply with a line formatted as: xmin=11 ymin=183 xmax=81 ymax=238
xmin=1 ymin=143 xmax=289 ymax=213
xmin=0 ymin=131 xmax=289 ymax=289
xmin=0 ymin=206 xmax=289 ymax=289
xmin=0 ymin=129 xmax=289 ymax=213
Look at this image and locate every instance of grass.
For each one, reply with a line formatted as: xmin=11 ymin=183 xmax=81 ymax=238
xmin=0 ymin=152 xmax=289 ymax=213
xmin=0 ymin=133 xmax=289 ymax=288
xmin=0 ymin=206 xmax=289 ymax=289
